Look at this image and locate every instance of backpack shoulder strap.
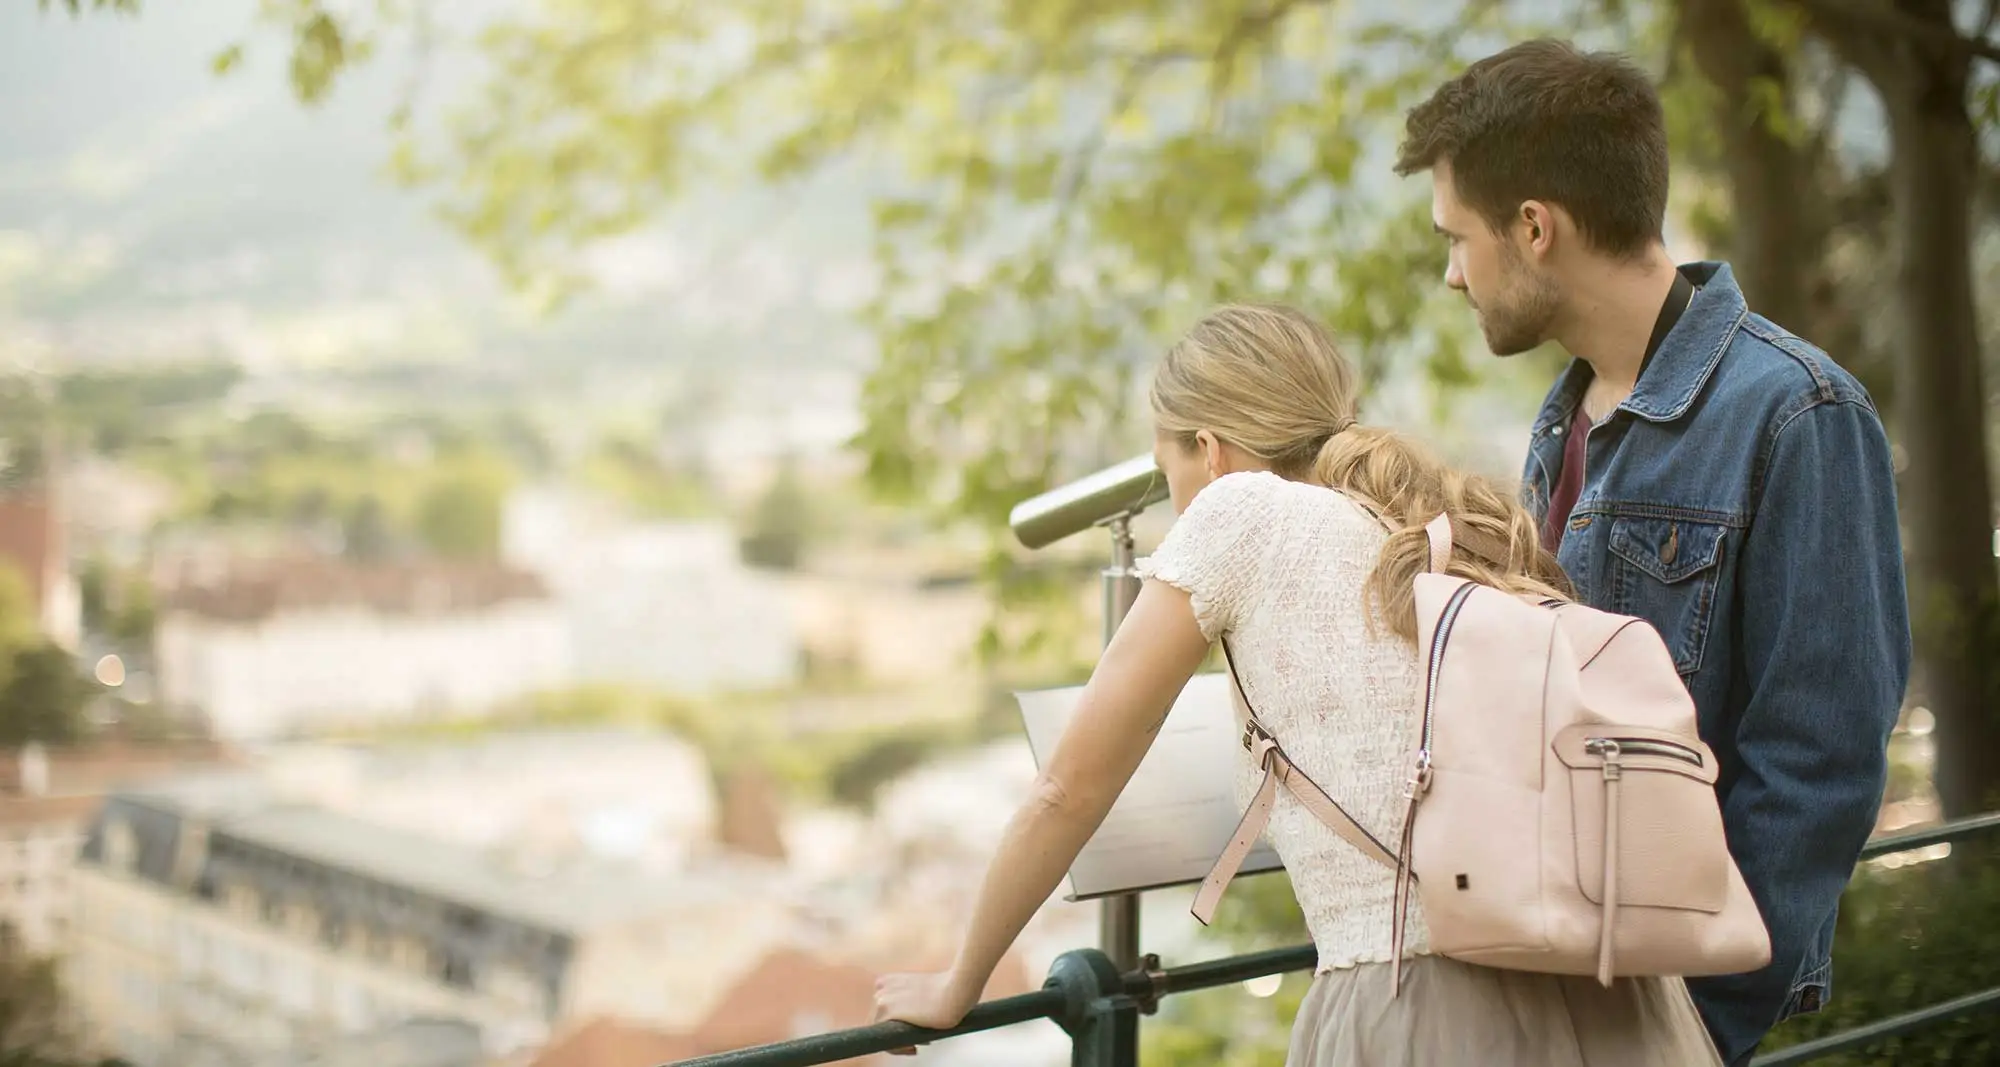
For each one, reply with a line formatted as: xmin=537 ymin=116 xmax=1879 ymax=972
xmin=1425 ymin=512 xmax=1453 ymax=574
xmin=1193 ymin=639 xmax=1403 ymax=924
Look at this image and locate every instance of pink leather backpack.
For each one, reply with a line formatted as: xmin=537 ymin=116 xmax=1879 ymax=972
xmin=1193 ymin=513 xmax=1771 ymax=990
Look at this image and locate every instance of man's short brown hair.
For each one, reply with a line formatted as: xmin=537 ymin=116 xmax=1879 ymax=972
xmin=1395 ymin=39 xmax=1669 ymax=258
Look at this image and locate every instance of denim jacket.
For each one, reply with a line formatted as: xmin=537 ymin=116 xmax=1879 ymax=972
xmin=1521 ymin=262 xmax=1912 ymax=1066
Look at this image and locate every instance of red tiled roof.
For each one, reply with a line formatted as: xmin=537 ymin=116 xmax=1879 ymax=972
xmin=0 ymin=793 xmax=101 ymax=828
xmin=0 ymin=742 xmax=240 ymax=828
xmin=715 ymin=767 xmax=787 ymax=861
xmin=0 ymin=490 xmax=56 ymax=615
xmin=537 ymin=946 xmax=1036 ymax=1067
xmin=0 ymin=741 xmax=239 ymax=796
xmin=693 ymin=948 xmax=878 ymax=1056
xmin=160 ymin=557 xmax=549 ymax=622
xmin=529 ymin=1017 xmax=702 ymax=1067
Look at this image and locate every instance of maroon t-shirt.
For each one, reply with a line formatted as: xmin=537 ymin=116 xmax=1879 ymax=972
xmin=1542 ymin=408 xmax=1592 ymax=553
xmin=1543 ymin=269 xmax=1696 ymax=554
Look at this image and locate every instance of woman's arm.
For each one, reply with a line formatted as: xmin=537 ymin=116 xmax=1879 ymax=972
xmin=873 ymin=579 xmax=1212 ymax=1031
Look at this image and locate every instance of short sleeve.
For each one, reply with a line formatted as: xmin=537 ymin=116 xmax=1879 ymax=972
xmin=1133 ymin=471 xmax=1284 ymax=642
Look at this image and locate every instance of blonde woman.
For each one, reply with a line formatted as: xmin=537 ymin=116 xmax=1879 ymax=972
xmin=872 ymin=304 xmax=1720 ymax=1065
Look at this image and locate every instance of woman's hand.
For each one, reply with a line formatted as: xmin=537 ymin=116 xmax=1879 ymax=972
xmin=872 ymin=970 xmax=980 ymax=1055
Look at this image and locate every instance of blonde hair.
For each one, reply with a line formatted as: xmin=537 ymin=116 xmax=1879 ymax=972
xmin=1150 ymin=303 xmax=1573 ymax=642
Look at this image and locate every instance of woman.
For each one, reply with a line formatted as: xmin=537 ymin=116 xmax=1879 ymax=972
xmin=872 ymin=304 xmax=1721 ymax=1065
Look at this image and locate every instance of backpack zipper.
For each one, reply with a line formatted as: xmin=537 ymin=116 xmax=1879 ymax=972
xmin=1584 ymin=736 xmax=1702 ymax=768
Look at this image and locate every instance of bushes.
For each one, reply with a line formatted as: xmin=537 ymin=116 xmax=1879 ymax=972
xmin=1758 ymin=844 xmax=2000 ymax=1064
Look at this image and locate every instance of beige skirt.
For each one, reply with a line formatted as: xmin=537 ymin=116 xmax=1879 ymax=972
xmin=1286 ymin=956 xmax=1723 ymax=1066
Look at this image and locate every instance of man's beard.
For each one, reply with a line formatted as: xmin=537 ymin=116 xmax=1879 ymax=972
xmin=1477 ymin=250 xmax=1562 ymax=357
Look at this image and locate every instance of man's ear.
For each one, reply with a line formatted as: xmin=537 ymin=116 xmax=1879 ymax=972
xmin=1520 ymin=201 xmax=1556 ymax=257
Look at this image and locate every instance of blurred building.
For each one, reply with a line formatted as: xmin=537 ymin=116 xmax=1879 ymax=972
xmin=527 ymin=1016 xmax=698 ymax=1067
xmin=503 ymin=490 xmax=800 ymax=695
xmin=0 ymin=740 xmax=234 ymax=954
xmin=68 ymin=772 xmax=789 ymax=1067
xmin=153 ymin=557 xmax=568 ymax=740
xmin=58 ymin=455 xmax=176 ymax=567
xmin=254 ymin=731 xmax=720 ymax=874
xmin=779 ymin=549 xmax=989 ymax=687
xmin=237 ymin=1018 xmax=485 ymax=1067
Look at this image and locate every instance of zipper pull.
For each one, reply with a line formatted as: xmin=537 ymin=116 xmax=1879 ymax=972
xmin=1403 ymin=750 xmax=1433 ymax=800
xmin=1594 ymin=738 xmax=1623 ymax=782
xmin=1591 ymin=738 xmax=1622 ymax=986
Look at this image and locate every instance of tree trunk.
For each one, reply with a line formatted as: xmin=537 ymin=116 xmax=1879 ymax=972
xmin=1876 ymin=37 xmax=2000 ymax=817
xmin=1678 ymin=0 xmax=1823 ymax=334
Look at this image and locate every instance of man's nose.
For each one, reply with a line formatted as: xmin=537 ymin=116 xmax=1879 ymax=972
xmin=1444 ymin=258 xmax=1466 ymax=292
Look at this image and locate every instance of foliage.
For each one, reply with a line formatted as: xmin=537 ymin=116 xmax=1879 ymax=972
xmin=181 ymin=0 xmax=1627 ymax=655
xmin=0 ymin=645 xmax=92 ymax=748
xmin=0 ymin=569 xmax=36 ymax=662
xmin=578 ymin=435 xmax=715 ymax=519
xmin=0 ymin=568 xmax=85 ymax=746
xmin=52 ymin=364 xmax=242 ymax=456
xmin=413 ymin=455 xmax=511 ymax=559
xmin=76 ymin=561 xmax=155 ymax=650
xmin=738 ymin=459 xmax=815 ymax=571
xmin=1758 ymin=846 xmax=2000 ymax=1064
xmin=1144 ymin=871 xmax=1311 ymax=1065
xmin=0 ymin=930 xmax=100 ymax=1067
xmin=393 ymin=0 xmax=1593 ymax=518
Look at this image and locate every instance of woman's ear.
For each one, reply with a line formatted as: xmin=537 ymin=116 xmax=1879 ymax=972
xmin=1195 ymin=429 xmax=1227 ymax=479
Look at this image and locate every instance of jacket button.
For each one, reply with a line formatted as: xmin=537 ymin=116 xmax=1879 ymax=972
xmin=1550 ymin=425 xmax=1564 ymax=437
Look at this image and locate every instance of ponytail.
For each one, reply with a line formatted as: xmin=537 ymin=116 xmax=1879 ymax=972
xmin=1310 ymin=427 xmax=1572 ymax=642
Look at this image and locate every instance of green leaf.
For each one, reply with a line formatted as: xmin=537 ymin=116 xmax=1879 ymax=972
xmin=210 ymin=42 xmax=245 ymax=76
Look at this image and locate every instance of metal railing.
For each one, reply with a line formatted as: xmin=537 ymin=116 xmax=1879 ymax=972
xmin=670 ymin=456 xmax=2000 ymax=1066
xmin=673 ymin=814 xmax=2000 ymax=1067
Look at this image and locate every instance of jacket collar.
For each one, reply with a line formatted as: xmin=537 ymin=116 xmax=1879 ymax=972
xmin=1531 ymin=260 xmax=1746 ymax=431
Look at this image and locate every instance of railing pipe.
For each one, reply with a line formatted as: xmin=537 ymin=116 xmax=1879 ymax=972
xmin=1748 ymin=986 xmax=2000 ymax=1066
xmin=666 ymin=986 xmax=1068 ymax=1067
xmin=1144 ymin=943 xmax=1319 ymax=1000
xmin=1857 ymin=810 xmax=2000 ymax=859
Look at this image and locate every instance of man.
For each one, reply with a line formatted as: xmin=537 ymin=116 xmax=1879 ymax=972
xmin=1395 ymin=39 xmax=1912 ymax=1065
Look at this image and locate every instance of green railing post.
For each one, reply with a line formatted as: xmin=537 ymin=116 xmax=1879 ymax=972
xmin=1047 ymin=948 xmax=1141 ymax=1067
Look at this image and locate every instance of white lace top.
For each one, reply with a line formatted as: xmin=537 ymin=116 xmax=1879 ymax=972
xmin=1134 ymin=471 xmax=1433 ymax=969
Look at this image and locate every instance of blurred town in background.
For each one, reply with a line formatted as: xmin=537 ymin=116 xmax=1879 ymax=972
xmin=2 ymin=1 xmax=1997 ymax=1066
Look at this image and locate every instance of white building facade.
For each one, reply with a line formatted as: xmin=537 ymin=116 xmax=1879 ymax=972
xmin=503 ymin=491 xmax=801 ymax=696
xmin=154 ymin=560 xmax=569 ymax=741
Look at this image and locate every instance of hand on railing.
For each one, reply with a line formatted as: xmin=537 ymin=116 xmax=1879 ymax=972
xmin=872 ymin=969 xmax=979 ymax=1055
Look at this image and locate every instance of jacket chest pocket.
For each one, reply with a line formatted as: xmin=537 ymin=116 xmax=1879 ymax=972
xmin=1607 ymin=517 xmax=1728 ymax=677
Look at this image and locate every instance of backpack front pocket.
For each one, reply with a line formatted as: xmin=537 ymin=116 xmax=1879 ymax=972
xmin=1554 ymin=723 xmax=1728 ymax=914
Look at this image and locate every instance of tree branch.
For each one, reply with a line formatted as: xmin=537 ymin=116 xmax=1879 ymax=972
xmin=1054 ymin=50 xmax=1173 ymax=218
xmin=1055 ymin=1 xmax=1333 ymax=226
xmin=1793 ymin=0 xmax=2000 ymax=67
xmin=1805 ymin=59 xmax=1852 ymax=163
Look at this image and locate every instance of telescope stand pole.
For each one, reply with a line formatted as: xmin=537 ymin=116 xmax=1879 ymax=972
xmin=1098 ymin=514 xmax=1144 ymax=972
